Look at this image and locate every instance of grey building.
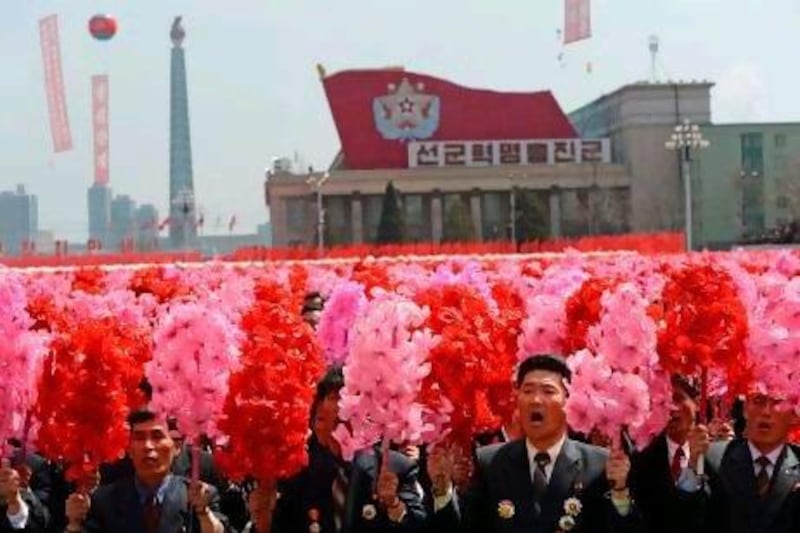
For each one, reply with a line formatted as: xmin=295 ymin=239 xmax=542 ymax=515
xmin=0 ymin=185 xmax=38 ymax=255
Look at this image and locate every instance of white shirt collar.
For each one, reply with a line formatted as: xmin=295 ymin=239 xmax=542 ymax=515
xmin=526 ymin=432 xmax=567 ymax=474
xmin=747 ymin=440 xmax=784 ymax=466
xmin=666 ymin=436 xmax=690 ymax=461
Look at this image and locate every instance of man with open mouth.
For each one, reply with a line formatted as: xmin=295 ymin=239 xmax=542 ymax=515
xmin=431 ymin=353 xmax=642 ymax=532
xmin=680 ymin=390 xmax=800 ymax=533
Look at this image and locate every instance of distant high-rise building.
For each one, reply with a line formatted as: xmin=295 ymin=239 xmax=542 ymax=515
xmin=110 ymin=195 xmax=137 ymax=251
xmin=135 ymin=203 xmax=160 ymax=251
xmin=0 ymin=185 xmax=38 ymax=255
xmin=88 ymin=182 xmax=112 ymax=248
xmin=168 ymin=16 xmax=197 ymax=249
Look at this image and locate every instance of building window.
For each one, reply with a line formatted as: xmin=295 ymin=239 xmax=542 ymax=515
xmin=323 ymin=195 xmax=352 ymax=245
xmin=481 ymin=192 xmax=510 ymax=241
xmin=285 ymin=197 xmax=306 ymax=234
xmin=777 ymin=195 xmax=790 ymax=209
xmin=403 ymin=194 xmax=431 ymax=242
xmin=362 ymin=195 xmax=383 ymax=243
xmin=740 ymin=133 xmax=765 ymax=235
xmin=775 ymin=133 xmax=787 ymax=148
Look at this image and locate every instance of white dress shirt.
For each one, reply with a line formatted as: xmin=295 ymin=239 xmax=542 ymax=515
xmin=526 ymin=433 xmax=567 ymax=483
xmin=666 ymin=437 xmax=690 ymax=473
xmin=6 ymin=497 xmax=29 ymax=530
xmin=748 ymin=441 xmax=784 ymax=479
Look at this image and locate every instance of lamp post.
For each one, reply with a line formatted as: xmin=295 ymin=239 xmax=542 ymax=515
xmin=508 ymin=175 xmax=517 ymax=250
xmin=665 ymin=119 xmax=710 ymax=251
xmin=306 ymin=169 xmax=329 ymax=256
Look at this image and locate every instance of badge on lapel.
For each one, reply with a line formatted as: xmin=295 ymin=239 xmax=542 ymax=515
xmin=497 ymin=500 xmax=515 ymax=519
xmin=556 ymin=496 xmax=583 ymax=532
xmin=362 ymin=504 xmax=377 ymax=520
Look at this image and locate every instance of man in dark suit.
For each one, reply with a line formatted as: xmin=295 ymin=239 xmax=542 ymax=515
xmin=63 ymin=410 xmax=229 ymax=533
xmin=252 ymin=366 xmax=427 ymax=533
xmin=680 ymin=390 xmax=800 ymax=533
xmin=433 ymin=354 xmax=641 ymax=532
xmin=0 ymin=460 xmax=48 ymax=532
xmin=629 ymin=375 xmax=701 ymax=533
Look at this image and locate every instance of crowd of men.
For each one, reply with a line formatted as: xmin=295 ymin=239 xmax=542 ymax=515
xmin=1 ymin=293 xmax=799 ymax=532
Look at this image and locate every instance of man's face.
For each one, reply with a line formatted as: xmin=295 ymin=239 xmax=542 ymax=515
xmin=128 ymin=419 xmax=177 ymax=482
xmin=745 ymin=393 xmax=795 ymax=451
xmin=665 ymin=386 xmax=697 ymax=443
xmin=516 ymin=370 xmax=568 ymax=444
xmin=303 ymin=310 xmax=322 ymax=328
xmin=313 ymin=391 xmax=340 ymax=440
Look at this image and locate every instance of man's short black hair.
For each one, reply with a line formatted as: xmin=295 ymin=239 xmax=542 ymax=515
xmin=516 ymin=354 xmax=571 ymax=387
xmin=127 ymin=409 xmax=157 ymax=428
xmin=671 ymin=374 xmax=700 ymax=400
xmin=309 ymin=366 xmax=345 ymax=427
xmin=302 ymin=292 xmax=325 ymax=314
xmin=315 ymin=365 xmax=345 ymax=403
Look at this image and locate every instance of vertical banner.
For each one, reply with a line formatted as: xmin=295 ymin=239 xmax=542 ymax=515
xmin=564 ymin=0 xmax=592 ymax=45
xmin=92 ymin=75 xmax=110 ymax=185
xmin=39 ymin=15 xmax=73 ymax=152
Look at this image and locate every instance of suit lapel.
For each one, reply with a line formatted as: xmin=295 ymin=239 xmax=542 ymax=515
xmin=112 ymin=479 xmax=144 ymax=533
xmin=500 ymin=439 xmax=537 ymax=526
xmin=761 ymin=445 xmax=800 ymax=531
xmin=159 ymin=477 xmax=189 ymax=533
xmin=343 ymin=450 xmax=373 ymax=533
xmin=653 ymin=434 xmax=675 ymax=492
xmin=723 ymin=440 xmax=760 ymax=531
xmin=540 ymin=439 xmax=581 ymax=529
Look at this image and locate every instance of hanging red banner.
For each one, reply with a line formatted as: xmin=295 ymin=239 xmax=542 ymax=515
xmin=39 ymin=15 xmax=73 ymax=152
xmin=92 ymin=75 xmax=110 ymax=185
xmin=564 ymin=0 xmax=592 ymax=45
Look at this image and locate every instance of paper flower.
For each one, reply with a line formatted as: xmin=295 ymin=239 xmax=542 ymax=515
xmin=317 ymin=281 xmax=367 ymax=365
xmin=147 ymin=299 xmax=243 ymax=443
xmin=0 ymin=273 xmax=51 ymax=454
xmin=333 ymin=292 xmax=439 ymax=460
xmin=217 ymin=281 xmax=325 ymax=483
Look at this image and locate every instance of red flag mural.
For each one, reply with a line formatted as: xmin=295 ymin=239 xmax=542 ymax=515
xmin=92 ymin=75 xmax=110 ymax=185
xmin=564 ymin=0 xmax=592 ymax=45
xmin=321 ymin=68 xmax=577 ymax=170
xmin=39 ymin=15 xmax=73 ymax=152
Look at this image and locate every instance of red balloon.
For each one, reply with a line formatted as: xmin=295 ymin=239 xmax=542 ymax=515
xmin=88 ymin=14 xmax=117 ymax=41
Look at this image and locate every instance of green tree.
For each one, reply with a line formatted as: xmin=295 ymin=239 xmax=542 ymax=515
xmin=515 ymin=189 xmax=549 ymax=242
xmin=376 ymin=181 xmax=405 ymax=244
xmin=444 ymin=196 xmax=476 ymax=242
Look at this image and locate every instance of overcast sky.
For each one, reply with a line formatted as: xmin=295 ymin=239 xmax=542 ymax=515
xmin=2 ymin=0 xmax=799 ymax=241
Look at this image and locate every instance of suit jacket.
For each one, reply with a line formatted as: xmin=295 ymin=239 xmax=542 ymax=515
xmin=437 ymin=438 xmax=642 ymax=533
xmin=629 ymin=433 xmax=701 ymax=533
xmin=82 ymin=475 xmax=229 ymax=533
xmin=1 ymin=489 xmax=49 ymax=533
xmin=101 ymin=447 xmax=247 ymax=532
xmin=683 ymin=439 xmax=800 ymax=533
xmin=272 ymin=438 xmax=427 ymax=533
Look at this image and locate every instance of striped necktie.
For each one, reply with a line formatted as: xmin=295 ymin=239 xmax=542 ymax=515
xmin=332 ymin=465 xmax=349 ymax=532
xmin=755 ymin=456 xmax=772 ymax=499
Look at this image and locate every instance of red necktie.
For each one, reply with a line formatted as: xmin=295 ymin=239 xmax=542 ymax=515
xmin=671 ymin=446 xmax=685 ymax=482
xmin=143 ymin=495 xmax=160 ymax=533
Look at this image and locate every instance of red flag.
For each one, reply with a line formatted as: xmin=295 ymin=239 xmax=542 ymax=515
xmin=564 ymin=0 xmax=592 ymax=44
xmin=321 ymin=68 xmax=577 ymax=170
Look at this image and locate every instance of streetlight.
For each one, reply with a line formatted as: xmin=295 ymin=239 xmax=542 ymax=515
xmin=306 ymin=168 xmax=329 ymax=256
xmin=508 ymin=175 xmax=517 ymax=250
xmin=665 ymin=119 xmax=710 ymax=251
